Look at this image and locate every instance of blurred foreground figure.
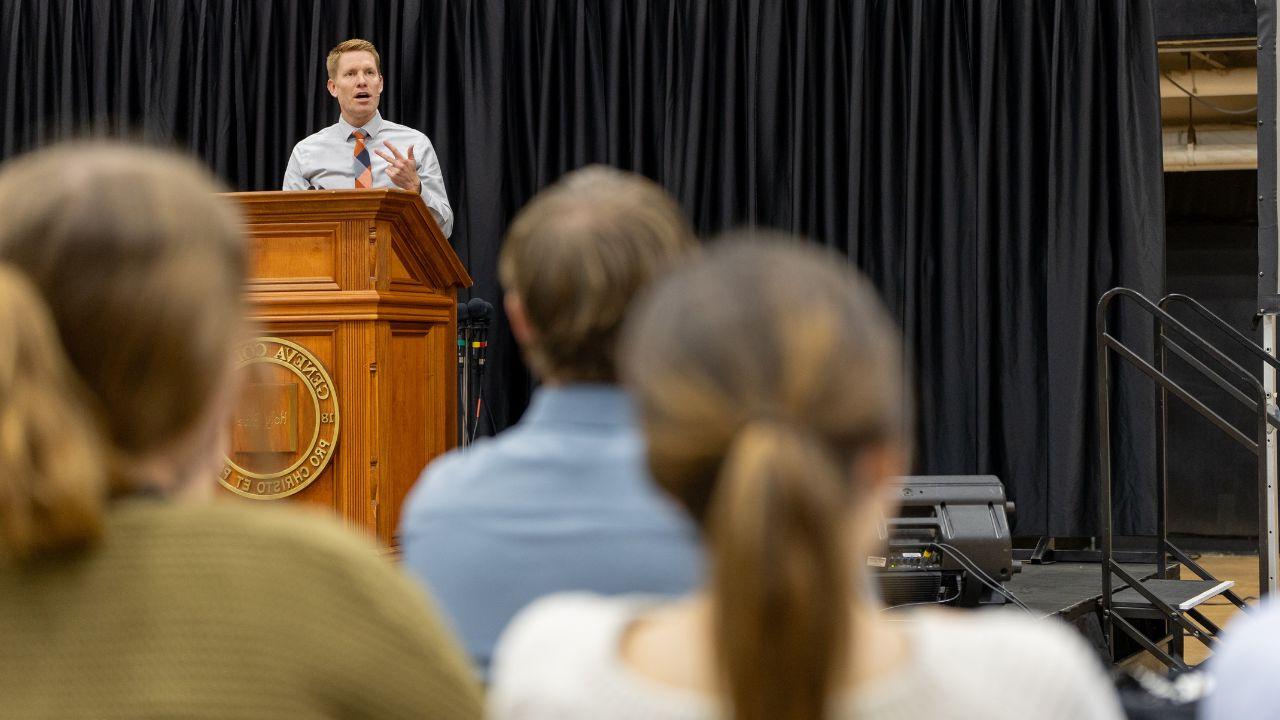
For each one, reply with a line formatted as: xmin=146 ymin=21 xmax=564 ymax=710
xmin=1202 ymin=600 xmax=1280 ymax=720
xmin=490 ymin=237 xmax=1124 ymax=720
xmin=399 ymin=166 xmax=702 ymax=678
xmin=0 ymin=143 xmax=481 ymax=719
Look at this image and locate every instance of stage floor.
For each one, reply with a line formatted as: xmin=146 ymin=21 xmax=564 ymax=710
xmin=1005 ymin=561 xmax=1154 ymax=620
xmin=1003 ymin=554 xmax=1259 ymax=666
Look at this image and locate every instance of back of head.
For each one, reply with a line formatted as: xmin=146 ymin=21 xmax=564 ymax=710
xmin=620 ymin=234 xmax=907 ymax=720
xmin=499 ymin=166 xmax=696 ymax=383
xmin=0 ymin=142 xmax=246 ymax=561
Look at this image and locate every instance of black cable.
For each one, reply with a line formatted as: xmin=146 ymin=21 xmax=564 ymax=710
xmin=881 ymin=585 xmax=962 ymax=613
xmin=483 ymin=389 xmax=499 ymax=435
xmin=467 ymin=396 xmax=481 ymax=444
xmin=933 ymin=542 xmax=1028 ymax=611
xmin=469 ymin=383 xmax=495 ymax=442
xmin=931 ymin=542 xmax=1034 ymax=614
xmin=469 ymin=355 xmax=498 ymax=442
xmin=1162 ymin=73 xmax=1258 ymax=116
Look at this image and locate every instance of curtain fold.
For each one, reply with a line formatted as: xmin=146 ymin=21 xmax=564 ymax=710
xmin=0 ymin=0 xmax=1163 ymax=536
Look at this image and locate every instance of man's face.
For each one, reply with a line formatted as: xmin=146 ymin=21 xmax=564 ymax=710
xmin=327 ymin=50 xmax=383 ymax=124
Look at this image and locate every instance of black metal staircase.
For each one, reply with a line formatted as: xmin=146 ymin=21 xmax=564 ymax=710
xmin=1097 ymin=288 xmax=1264 ymax=670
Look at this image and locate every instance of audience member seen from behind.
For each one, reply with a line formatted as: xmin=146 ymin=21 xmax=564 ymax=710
xmin=399 ymin=166 xmax=702 ymax=677
xmin=0 ymin=143 xmax=481 ymax=719
xmin=489 ymin=237 xmax=1124 ymax=720
xmin=1201 ymin=600 xmax=1280 ymax=720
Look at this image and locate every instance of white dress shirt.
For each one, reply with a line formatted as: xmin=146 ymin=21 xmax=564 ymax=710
xmin=283 ymin=112 xmax=453 ymax=237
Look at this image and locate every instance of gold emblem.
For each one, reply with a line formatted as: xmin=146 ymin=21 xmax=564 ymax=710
xmin=220 ymin=337 xmax=339 ymax=499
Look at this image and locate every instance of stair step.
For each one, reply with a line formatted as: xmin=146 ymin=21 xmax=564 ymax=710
xmin=1112 ymin=578 xmax=1235 ymax=612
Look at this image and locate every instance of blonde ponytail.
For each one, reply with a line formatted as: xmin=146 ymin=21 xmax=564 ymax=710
xmin=622 ymin=235 xmax=908 ymax=718
xmin=708 ymin=421 xmax=851 ymax=720
xmin=0 ymin=267 xmax=105 ymax=562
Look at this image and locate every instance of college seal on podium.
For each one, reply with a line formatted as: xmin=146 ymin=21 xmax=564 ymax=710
xmin=220 ymin=337 xmax=340 ymax=499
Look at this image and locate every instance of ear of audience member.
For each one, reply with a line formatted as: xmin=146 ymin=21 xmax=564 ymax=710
xmin=487 ymin=235 xmax=1124 ymax=720
xmin=0 ymin=143 xmax=482 ymax=719
xmin=398 ymin=165 xmax=704 ymax=678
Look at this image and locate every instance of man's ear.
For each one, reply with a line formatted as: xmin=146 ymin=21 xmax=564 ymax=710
xmin=327 ymin=78 xmax=338 ymax=98
xmin=505 ymin=292 xmax=536 ymax=349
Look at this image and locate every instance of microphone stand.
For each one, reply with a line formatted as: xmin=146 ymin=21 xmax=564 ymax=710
xmin=470 ymin=317 xmax=490 ymax=443
xmin=457 ymin=302 xmax=472 ymax=447
xmin=465 ymin=298 xmax=494 ymax=443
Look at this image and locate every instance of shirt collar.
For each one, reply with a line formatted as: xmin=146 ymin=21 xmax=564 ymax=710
xmin=520 ymin=384 xmax=637 ymax=428
xmin=336 ymin=111 xmax=384 ymax=140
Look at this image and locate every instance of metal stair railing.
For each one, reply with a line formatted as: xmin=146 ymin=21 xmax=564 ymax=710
xmin=1097 ymin=288 xmax=1260 ymax=669
xmin=1159 ymin=293 xmax=1280 ymax=597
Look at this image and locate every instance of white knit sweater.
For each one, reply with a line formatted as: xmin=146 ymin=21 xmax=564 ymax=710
xmin=488 ymin=593 xmax=1124 ymax=720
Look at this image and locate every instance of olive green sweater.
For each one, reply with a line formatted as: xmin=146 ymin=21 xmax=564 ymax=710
xmin=0 ymin=499 xmax=483 ymax=719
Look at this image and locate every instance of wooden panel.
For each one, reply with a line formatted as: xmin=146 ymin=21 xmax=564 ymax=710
xmin=380 ymin=324 xmax=436 ymax=546
xmin=246 ymin=223 xmax=341 ymax=291
xmin=432 ymin=314 xmax=459 ymax=460
xmin=337 ymin=320 xmax=377 ymax=534
xmin=245 ymin=291 xmax=454 ymax=323
xmin=229 ymin=190 xmax=473 ymax=289
xmin=390 ymin=251 xmax=412 ymax=281
xmin=231 ymin=383 xmax=299 ymax=453
xmin=224 ymin=325 xmax=341 ymax=511
xmin=389 ymin=240 xmax=433 ymax=294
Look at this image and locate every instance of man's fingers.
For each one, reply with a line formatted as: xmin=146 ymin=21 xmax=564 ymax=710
xmin=371 ymin=145 xmax=415 ymax=190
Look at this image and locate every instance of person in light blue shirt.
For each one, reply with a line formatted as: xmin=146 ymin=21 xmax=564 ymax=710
xmin=399 ymin=166 xmax=703 ymax=678
xmin=282 ymin=39 xmax=453 ymax=237
xmin=1202 ymin=599 xmax=1280 ymax=720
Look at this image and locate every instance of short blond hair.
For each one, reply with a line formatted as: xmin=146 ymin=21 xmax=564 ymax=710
xmin=326 ymin=38 xmax=381 ymax=78
xmin=499 ymin=166 xmax=696 ymax=383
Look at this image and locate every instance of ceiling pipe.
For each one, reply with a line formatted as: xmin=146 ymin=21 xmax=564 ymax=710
xmin=1163 ymin=125 xmax=1257 ymax=171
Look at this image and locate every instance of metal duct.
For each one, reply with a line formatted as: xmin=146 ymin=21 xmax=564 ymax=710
xmin=1163 ymin=124 xmax=1257 ymax=171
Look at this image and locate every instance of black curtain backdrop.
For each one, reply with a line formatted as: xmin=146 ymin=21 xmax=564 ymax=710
xmin=0 ymin=0 xmax=1163 ymax=537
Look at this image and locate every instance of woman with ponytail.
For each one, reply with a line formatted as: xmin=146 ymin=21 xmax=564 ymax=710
xmin=0 ymin=143 xmax=480 ymax=718
xmin=0 ymin=267 xmax=104 ymax=561
xmin=490 ymin=236 xmax=1122 ymax=719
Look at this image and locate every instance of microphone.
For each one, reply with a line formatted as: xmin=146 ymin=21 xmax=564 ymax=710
xmin=466 ymin=297 xmax=488 ymax=321
xmin=462 ymin=298 xmax=496 ymax=442
xmin=467 ymin=298 xmax=493 ymax=371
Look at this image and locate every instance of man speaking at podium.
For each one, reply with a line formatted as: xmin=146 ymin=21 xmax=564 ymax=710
xmin=283 ymin=39 xmax=453 ymax=237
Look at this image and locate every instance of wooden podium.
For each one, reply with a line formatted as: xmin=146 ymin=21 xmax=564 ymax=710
xmin=220 ymin=189 xmax=471 ymax=547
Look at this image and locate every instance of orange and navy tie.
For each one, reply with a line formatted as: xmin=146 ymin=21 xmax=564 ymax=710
xmin=353 ymin=129 xmax=373 ymax=189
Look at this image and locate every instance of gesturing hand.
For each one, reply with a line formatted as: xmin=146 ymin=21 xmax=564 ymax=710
xmin=374 ymin=141 xmax=421 ymax=194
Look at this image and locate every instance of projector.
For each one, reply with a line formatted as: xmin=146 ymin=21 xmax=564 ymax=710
xmin=873 ymin=475 xmax=1020 ymax=608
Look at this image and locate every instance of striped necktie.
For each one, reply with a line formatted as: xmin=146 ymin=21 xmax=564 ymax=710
xmin=352 ymin=128 xmax=372 ymax=189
